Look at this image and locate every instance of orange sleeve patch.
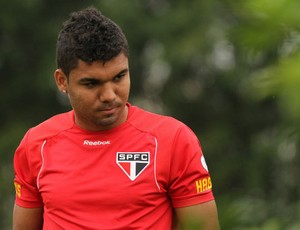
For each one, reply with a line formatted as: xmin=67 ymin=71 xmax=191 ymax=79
xmin=14 ymin=182 xmax=21 ymax=197
xmin=195 ymin=177 xmax=212 ymax=193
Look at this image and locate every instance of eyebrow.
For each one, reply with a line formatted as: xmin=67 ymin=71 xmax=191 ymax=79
xmin=78 ymin=68 xmax=129 ymax=84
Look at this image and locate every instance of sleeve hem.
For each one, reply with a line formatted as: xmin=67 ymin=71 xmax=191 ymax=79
xmin=15 ymin=199 xmax=44 ymax=208
xmin=172 ymin=193 xmax=215 ymax=208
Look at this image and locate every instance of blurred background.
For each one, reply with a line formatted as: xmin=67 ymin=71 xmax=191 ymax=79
xmin=1 ymin=0 xmax=300 ymax=229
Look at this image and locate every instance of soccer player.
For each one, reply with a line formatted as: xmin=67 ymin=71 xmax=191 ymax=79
xmin=13 ymin=7 xmax=220 ymax=230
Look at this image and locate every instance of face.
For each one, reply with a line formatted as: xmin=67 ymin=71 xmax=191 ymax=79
xmin=54 ymin=53 xmax=130 ymax=131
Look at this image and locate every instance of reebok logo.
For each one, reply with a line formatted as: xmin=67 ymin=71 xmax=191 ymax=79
xmin=83 ymin=140 xmax=111 ymax=146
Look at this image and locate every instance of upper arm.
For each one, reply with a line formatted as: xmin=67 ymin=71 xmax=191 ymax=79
xmin=13 ymin=204 xmax=43 ymax=230
xmin=175 ymin=200 xmax=220 ymax=230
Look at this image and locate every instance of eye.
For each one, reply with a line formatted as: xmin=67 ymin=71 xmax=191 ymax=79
xmin=85 ymin=82 xmax=95 ymax=88
xmin=113 ymin=73 xmax=125 ymax=82
xmin=80 ymin=79 xmax=98 ymax=88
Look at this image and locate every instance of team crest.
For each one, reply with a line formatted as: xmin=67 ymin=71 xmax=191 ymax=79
xmin=116 ymin=152 xmax=150 ymax=181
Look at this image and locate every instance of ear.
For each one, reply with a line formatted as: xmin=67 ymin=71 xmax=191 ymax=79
xmin=54 ymin=69 xmax=68 ymax=93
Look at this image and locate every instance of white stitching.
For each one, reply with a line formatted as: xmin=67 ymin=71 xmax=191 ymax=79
xmin=37 ymin=140 xmax=46 ymax=190
xmin=153 ymin=137 xmax=161 ymax=191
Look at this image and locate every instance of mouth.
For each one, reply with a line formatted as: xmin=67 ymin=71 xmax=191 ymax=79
xmin=103 ymin=108 xmax=116 ymax=113
xmin=95 ymin=102 xmax=125 ymax=115
xmin=97 ymin=105 xmax=119 ymax=115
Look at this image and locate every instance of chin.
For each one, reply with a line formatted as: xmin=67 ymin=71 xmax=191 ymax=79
xmin=95 ymin=117 xmax=117 ymax=128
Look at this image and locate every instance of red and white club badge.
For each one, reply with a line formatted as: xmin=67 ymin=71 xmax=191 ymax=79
xmin=116 ymin=152 xmax=150 ymax=181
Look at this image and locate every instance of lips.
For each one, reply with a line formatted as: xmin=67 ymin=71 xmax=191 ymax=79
xmin=97 ymin=106 xmax=118 ymax=115
xmin=95 ymin=103 xmax=122 ymax=115
xmin=103 ymin=108 xmax=116 ymax=113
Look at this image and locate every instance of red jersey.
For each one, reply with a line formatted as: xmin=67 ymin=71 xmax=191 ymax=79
xmin=14 ymin=104 xmax=214 ymax=229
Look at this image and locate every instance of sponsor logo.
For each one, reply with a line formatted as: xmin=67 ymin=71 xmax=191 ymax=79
xmin=83 ymin=140 xmax=111 ymax=146
xmin=195 ymin=176 xmax=212 ymax=193
xmin=116 ymin=152 xmax=150 ymax=181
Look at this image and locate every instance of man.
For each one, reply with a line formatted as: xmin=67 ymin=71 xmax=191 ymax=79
xmin=13 ymin=7 xmax=220 ymax=230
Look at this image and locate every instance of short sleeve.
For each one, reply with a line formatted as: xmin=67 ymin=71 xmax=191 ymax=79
xmin=168 ymin=125 xmax=215 ymax=208
xmin=14 ymin=130 xmax=43 ymax=208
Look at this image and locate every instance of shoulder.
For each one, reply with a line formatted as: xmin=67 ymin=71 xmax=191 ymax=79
xmin=128 ymin=105 xmax=196 ymax=140
xmin=26 ymin=111 xmax=74 ymax=144
xmin=129 ymin=105 xmax=184 ymax=130
xmin=14 ymin=111 xmax=74 ymax=177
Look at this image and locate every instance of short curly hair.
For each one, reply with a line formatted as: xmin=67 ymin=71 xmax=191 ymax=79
xmin=56 ymin=7 xmax=129 ymax=77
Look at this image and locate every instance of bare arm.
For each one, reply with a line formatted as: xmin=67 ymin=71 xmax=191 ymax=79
xmin=175 ymin=200 xmax=220 ymax=230
xmin=13 ymin=204 xmax=43 ymax=230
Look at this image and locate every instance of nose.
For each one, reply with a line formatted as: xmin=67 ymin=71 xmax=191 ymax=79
xmin=99 ymin=83 xmax=116 ymax=103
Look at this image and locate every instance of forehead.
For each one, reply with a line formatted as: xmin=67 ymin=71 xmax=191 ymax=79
xmin=69 ymin=53 xmax=129 ymax=80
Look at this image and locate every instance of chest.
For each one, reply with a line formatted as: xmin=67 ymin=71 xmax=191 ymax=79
xmin=38 ymin=131 xmax=162 ymax=210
